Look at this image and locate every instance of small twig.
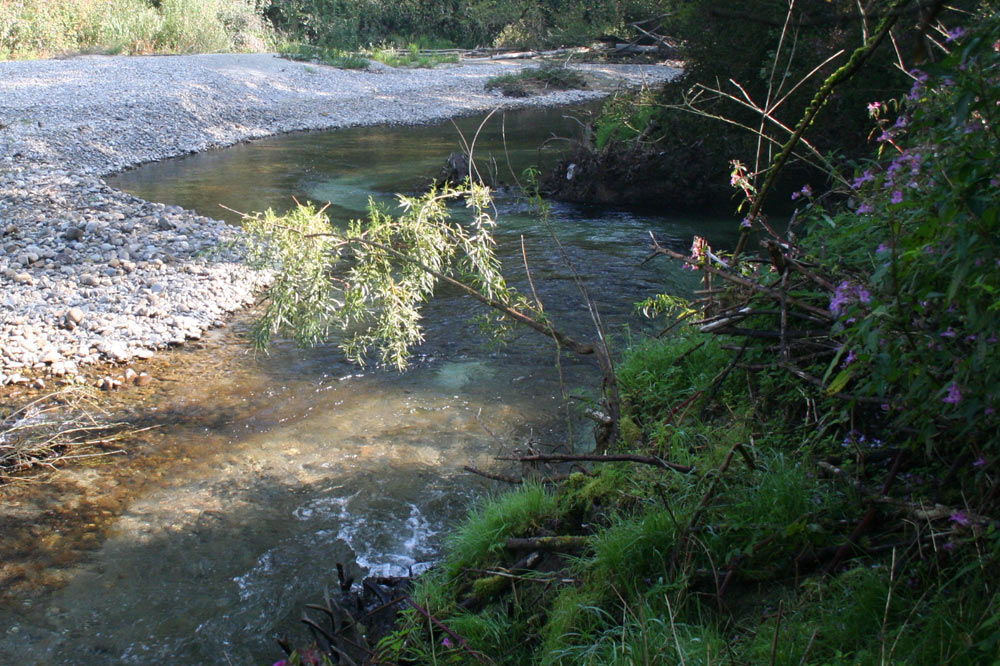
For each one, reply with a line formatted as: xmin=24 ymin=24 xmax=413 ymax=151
xmin=405 ymin=596 xmax=495 ymax=665
xmin=769 ymin=601 xmax=785 ymax=666
xmin=463 ymin=465 xmax=523 ymax=484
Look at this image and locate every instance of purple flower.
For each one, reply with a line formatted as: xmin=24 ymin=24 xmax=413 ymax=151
xmin=943 ymin=383 xmax=962 ymax=404
xmin=857 ymin=202 xmax=874 ymax=214
xmin=974 ymin=457 xmax=988 ymax=468
xmin=852 ymin=170 xmax=875 ymax=189
xmin=941 ymin=327 xmax=956 ymax=338
xmin=740 ymin=216 xmax=752 ymax=229
xmin=830 ymin=281 xmax=871 ymax=315
xmin=946 ymin=27 xmax=966 ymax=43
xmin=891 ymin=191 xmax=904 ymax=204
xmin=842 ymin=350 xmax=857 ymax=368
xmin=949 ymin=511 xmax=970 ymax=527
xmin=876 ymin=243 xmax=889 ymax=253
xmin=442 ymin=637 xmax=453 ymax=648
xmin=830 ymin=282 xmax=852 ymax=315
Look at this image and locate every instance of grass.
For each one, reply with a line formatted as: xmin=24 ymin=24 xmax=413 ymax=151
xmin=366 ymin=43 xmax=459 ymax=68
xmin=485 ymin=63 xmax=588 ymax=97
xmin=0 ymin=0 xmax=274 ymax=59
xmin=372 ymin=324 xmax=1000 ymax=665
xmin=277 ymin=43 xmax=370 ymax=70
xmin=276 ymin=41 xmax=460 ymax=71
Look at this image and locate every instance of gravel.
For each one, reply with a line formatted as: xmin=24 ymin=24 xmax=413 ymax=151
xmin=0 ymin=53 xmax=678 ymax=382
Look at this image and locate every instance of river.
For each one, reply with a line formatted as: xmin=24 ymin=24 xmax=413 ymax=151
xmin=0 ymin=104 xmax=736 ymax=664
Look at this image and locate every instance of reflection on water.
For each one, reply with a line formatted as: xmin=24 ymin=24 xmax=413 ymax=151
xmin=1 ymin=105 xmax=738 ymax=664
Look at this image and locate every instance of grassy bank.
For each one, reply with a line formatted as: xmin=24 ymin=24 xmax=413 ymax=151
xmin=373 ymin=331 xmax=998 ymax=664
xmin=0 ymin=0 xmax=274 ymax=59
xmin=362 ymin=12 xmax=1000 ymax=665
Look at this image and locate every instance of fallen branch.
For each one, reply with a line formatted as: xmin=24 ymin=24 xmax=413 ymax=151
xmin=505 ymin=536 xmax=589 ymax=551
xmin=496 ymin=452 xmax=693 ymax=474
xmin=462 ymin=465 xmax=575 ymax=484
xmin=817 ymin=461 xmax=999 ymax=527
xmin=648 ymin=235 xmax=834 ymax=321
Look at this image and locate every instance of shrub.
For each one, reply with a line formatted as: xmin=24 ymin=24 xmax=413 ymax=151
xmin=805 ymin=11 xmax=1000 ymax=464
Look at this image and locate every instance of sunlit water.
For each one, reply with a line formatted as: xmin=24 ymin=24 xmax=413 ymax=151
xmin=0 ymin=105 xmax=738 ymax=664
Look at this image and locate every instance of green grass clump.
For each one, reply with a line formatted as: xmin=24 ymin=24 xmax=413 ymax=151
xmin=365 ymin=43 xmax=459 ymax=68
xmin=443 ymin=483 xmax=557 ymax=576
xmin=277 ymin=43 xmax=369 ymax=69
xmin=485 ymin=63 xmax=588 ymax=97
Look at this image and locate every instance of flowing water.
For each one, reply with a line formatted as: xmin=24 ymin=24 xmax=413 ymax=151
xmin=0 ymin=105 xmax=737 ymax=664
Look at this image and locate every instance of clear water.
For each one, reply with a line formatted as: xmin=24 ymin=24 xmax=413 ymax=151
xmin=0 ymin=105 xmax=738 ymax=664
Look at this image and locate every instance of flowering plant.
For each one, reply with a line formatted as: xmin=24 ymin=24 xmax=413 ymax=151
xmin=808 ymin=12 xmax=1000 ymax=458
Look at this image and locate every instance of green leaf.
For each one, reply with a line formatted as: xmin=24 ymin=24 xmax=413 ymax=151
xmin=826 ymin=369 xmax=853 ymax=396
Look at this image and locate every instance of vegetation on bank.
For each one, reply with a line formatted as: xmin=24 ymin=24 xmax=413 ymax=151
xmin=545 ymin=0 xmax=983 ymax=210
xmin=485 ymin=63 xmax=588 ymax=97
xmin=255 ymin=6 xmax=1000 ymax=665
xmin=1 ymin=0 xmax=661 ymax=60
xmin=0 ymin=0 xmax=276 ymax=58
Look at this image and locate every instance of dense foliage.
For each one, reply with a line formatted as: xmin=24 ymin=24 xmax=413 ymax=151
xmin=261 ymin=0 xmax=661 ymax=50
xmin=548 ymin=0 xmax=979 ymax=210
xmin=0 ymin=0 xmax=665 ymax=58
xmin=0 ymin=0 xmax=274 ymax=57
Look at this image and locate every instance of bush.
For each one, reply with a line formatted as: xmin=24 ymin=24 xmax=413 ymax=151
xmin=804 ymin=11 xmax=1000 ymax=465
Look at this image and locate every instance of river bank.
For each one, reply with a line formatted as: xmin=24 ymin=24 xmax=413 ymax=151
xmin=0 ymin=53 xmax=679 ymax=384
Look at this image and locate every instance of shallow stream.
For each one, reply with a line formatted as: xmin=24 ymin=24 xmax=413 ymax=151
xmin=1 ymin=105 xmax=736 ymax=664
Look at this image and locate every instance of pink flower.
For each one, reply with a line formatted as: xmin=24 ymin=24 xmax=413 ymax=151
xmin=950 ymin=511 xmax=970 ymax=527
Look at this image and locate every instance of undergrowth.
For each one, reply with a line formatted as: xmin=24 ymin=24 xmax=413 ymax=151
xmin=372 ymin=10 xmax=1000 ymax=665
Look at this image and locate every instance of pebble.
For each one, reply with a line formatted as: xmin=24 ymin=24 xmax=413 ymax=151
xmin=0 ymin=53 xmax=679 ymax=376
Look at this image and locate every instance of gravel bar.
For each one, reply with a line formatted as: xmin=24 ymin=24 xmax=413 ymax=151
xmin=0 ymin=53 xmax=678 ymax=383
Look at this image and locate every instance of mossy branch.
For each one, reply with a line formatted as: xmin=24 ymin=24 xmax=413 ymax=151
xmin=734 ymin=0 xmax=914 ymax=258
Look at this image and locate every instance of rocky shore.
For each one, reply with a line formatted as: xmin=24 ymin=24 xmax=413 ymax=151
xmin=0 ymin=54 xmax=677 ymax=384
